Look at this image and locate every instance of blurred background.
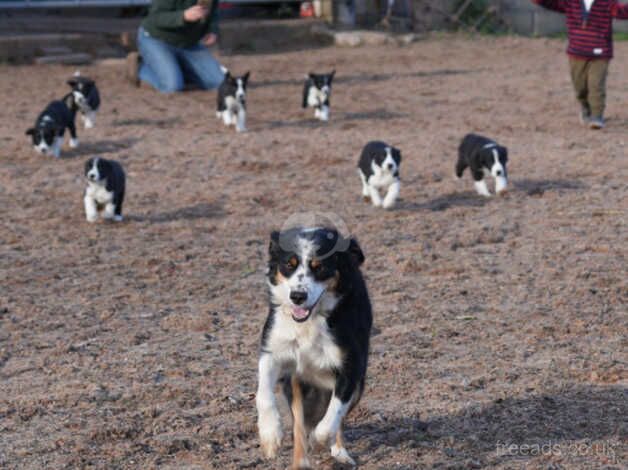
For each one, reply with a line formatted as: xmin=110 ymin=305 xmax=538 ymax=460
xmin=1 ymin=0 xmax=628 ymax=63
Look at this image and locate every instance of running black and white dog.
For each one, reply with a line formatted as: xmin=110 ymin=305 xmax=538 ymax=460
xmin=302 ymin=71 xmax=335 ymax=122
xmin=26 ymin=94 xmax=80 ymax=158
xmin=216 ymin=69 xmax=249 ymax=133
xmin=257 ymin=227 xmax=372 ymax=468
xmin=84 ymin=157 xmax=126 ymax=222
xmin=456 ymin=133 xmax=508 ymax=196
xmin=68 ymin=72 xmax=100 ymax=129
xmin=358 ymin=141 xmax=401 ymax=209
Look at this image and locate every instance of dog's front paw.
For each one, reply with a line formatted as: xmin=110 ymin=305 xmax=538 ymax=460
xmin=371 ymin=199 xmax=383 ymax=208
xmin=236 ymin=126 xmax=247 ymax=133
xmin=258 ymin=413 xmax=282 ymax=459
xmin=312 ymin=422 xmax=333 ymax=449
xmin=331 ymin=444 xmax=356 ymax=466
xmin=382 ymin=199 xmax=396 ymax=210
xmin=86 ymin=214 xmax=98 ymax=223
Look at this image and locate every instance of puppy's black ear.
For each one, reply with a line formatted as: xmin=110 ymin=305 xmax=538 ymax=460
xmin=308 ymin=73 xmax=316 ymax=80
xmin=67 ymin=79 xmax=77 ymax=88
xmin=500 ymin=147 xmax=508 ymax=163
xmin=346 ymin=238 xmax=364 ymax=267
xmin=25 ymin=128 xmax=36 ymax=136
xmin=329 ymin=70 xmax=336 ymax=82
xmin=269 ymin=230 xmax=281 ymax=256
xmin=84 ymin=158 xmax=93 ymax=174
xmin=393 ymin=147 xmax=402 ymax=165
xmin=242 ymin=71 xmax=250 ymax=83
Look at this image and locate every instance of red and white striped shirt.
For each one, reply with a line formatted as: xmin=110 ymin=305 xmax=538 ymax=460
xmin=533 ymin=0 xmax=628 ymax=59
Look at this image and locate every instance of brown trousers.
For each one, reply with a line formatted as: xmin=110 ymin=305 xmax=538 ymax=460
xmin=569 ymin=58 xmax=610 ymax=118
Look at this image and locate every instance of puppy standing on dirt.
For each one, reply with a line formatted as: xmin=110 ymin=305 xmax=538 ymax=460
xmin=68 ymin=72 xmax=100 ymax=129
xmin=256 ymin=227 xmax=372 ymax=469
xmin=216 ymin=69 xmax=249 ymax=133
xmin=84 ymin=157 xmax=126 ymax=222
xmin=26 ymin=94 xmax=80 ymax=158
xmin=358 ymin=141 xmax=402 ymax=209
xmin=456 ymin=133 xmax=508 ymax=197
xmin=302 ymin=70 xmax=335 ymax=121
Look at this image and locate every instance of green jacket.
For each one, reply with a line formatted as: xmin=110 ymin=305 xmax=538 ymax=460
xmin=142 ymin=0 xmax=219 ymax=48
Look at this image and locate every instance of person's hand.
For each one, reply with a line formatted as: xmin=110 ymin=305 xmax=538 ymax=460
xmin=202 ymin=33 xmax=217 ymax=46
xmin=183 ymin=5 xmax=208 ymax=22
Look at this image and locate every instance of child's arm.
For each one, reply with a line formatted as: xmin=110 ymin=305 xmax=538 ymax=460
xmin=611 ymin=1 xmax=628 ymax=18
xmin=531 ymin=0 xmax=567 ymax=13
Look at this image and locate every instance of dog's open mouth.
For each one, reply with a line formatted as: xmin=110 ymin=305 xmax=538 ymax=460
xmin=291 ymin=291 xmax=325 ymax=323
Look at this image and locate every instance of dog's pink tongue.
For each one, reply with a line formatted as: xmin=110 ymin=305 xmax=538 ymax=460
xmin=292 ymin=306 xmax=309 ymax=319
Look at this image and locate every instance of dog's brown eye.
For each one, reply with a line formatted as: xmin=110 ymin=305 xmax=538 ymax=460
xmin=286 ymin=256 xmax=298 ymax=269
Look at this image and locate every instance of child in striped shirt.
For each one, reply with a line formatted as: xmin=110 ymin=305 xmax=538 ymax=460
xmin=532 ymin=0 xmax=628 ymax=129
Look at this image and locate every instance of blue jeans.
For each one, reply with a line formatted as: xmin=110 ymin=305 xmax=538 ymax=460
xmin=137 ymin=27 xmax=224 ymax=93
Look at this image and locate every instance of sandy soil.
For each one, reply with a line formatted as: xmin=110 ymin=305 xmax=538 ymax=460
xmin=0 ymin=34 xmax=626 ymax=470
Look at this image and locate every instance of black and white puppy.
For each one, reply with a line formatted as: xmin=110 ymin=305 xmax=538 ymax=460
xmin=358 ymin=141 xmax=401 ymax=209
xmin=302 ymin=70 xmax=335 ymax=121
xmin=257 ymin=227 xmax=372 ymax=468
xmin=84 ymin=157 xmax=126 ymax=222
xmin=216 ymin=69 xmax=249 ymax=133
xmin=68 ymin=72 xmax=100 ymax=129
xmin=456 ymin=133 xmax=508 ymax=196
xmin=26 ymin=94 xmax=79 ymax=158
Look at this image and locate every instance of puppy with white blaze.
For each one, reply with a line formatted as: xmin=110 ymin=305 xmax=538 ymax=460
xmin=84 ymin=157 xmax=126 ymax=223
xmin=302 ymin=70 xmax=335 ymax=121
xmin=358 ymin=141 xmax=402 ymax=209
xmin=68 ymin=72 xmax=100 ymax=129
xmin=257 ymin=227 xmax=372 ymax=469
xmin=26 ymin=94 xmax=81 ymax=158
xmin=456 ymin=133 xmax=508 ymax=197
xmin=216 ymin=70 xmax=249 ymax=133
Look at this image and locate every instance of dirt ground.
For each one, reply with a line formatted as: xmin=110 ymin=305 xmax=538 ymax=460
xmin=0 ymin=34 xmax=626 ymax=470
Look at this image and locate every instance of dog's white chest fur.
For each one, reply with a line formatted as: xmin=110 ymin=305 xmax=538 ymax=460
xmin=307 ymin=87 xmax=325 ymax=107
xmin=86 ymin=182 xmax=112 ymax=204
xmin=268 ymin=310 xmax=342 ymax=389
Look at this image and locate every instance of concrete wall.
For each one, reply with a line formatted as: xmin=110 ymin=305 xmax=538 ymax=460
xmin=498 ymin=0 xmax=628 ymax=35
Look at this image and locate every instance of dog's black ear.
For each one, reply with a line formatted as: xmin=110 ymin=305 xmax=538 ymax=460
xmin=242 ymin=71 xmax=250 ymax=84
xmin=329 ymin=70 xmax=336 ymax=82
xmin=392 ymin=147 xmax=402 ymax=165
xmin=500 ymin=147 xmax=508 ymax=163
xmin=345 ymin=238 xmax=364 ymax=267
xmin=84 ymin=158 xmax=93 ymax=174
xmin=308 ymin=73 xmax=316 ymax=80
xmin=67 ymin=79 xmax=78 ymax=88
xmin=269 ymin=230 xmax=281 ymax=257
xmin=25 ymin=128 xmax=36 ymax=136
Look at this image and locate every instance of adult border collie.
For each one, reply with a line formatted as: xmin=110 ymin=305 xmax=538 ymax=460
xmin=256 ymin=227 xmax=372 ymax=469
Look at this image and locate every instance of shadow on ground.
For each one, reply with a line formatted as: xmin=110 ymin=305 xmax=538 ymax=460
xmin=63 ymin=138 xmax=140 ymax=158
xmin=252 ymin=69 xmax=475 ymax=89
xmin=111 ymin=117 xmax=182 ymax=128
xmin=401 ymin=191 xmax=488 ymax=212
xmin=513 ymin=178 xmax=586 ymax=196
xmin=130 ymin=201 xmax=225 ymax=223
xmin=264 ymin=108 xmax=406 ymax=130
xmin=349 ymin=385 xmax=626 ymax=467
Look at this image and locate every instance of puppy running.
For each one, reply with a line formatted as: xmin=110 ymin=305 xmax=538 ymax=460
xmin=456 ymin=133 xmax=508 ymax=196
xmin=256 ymin=227 xmax=372 ymax=469
xmin=302 ymin=70 xmax=335 ymax=121
xmin=358 ymin=141 xmax=402 ymax=209
xmin=68 ymin=72 xmax=100 ymax=129
xmin=84 ymin=157 xmax=126 ymax=222
xmin=216 ymin=69 xmax=249 ymax=133
xmin=26 ymin=94 xmax=80 ymax=158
